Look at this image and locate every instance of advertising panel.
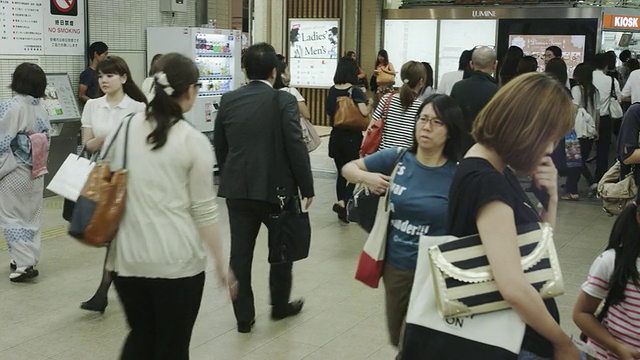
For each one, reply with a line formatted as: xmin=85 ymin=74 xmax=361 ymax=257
xmin=383 ymin=20 xmax=437 ymax=88
xmin=289 ymin=18 xmax=339 ymax=88
xmin=509 ymin=34 xmax=586 ymax=76
xmin=438 ymin=20 xmax=497 ymax=86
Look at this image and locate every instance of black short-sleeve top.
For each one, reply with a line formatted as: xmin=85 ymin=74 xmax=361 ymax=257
xmin=447 ymin=157 xmax=558 ymax=358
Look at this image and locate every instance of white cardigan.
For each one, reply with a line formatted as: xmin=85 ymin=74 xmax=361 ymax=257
xmin=104 ymin=113 xmax=218 ymax=279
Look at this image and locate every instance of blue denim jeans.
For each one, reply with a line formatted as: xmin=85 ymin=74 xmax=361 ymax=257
xmin=518 ymin=350 xmax=551 ymax=360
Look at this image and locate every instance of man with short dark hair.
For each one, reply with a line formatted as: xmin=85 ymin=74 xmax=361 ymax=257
xmin=450 ymin=46 xmax=498 ymax=153
xmin=78 ymin=41 xmax=108 ymax=105
xmin=214 ymin=42 xmax=314 ymax=334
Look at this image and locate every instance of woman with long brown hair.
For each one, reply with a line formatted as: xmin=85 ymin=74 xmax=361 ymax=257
xmin=79 ymin=55 xmax=147 ymax=312
xmin=373 ymin=49 xmax=397 ymax=101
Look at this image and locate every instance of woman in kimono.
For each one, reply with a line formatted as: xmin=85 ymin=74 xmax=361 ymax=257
xmin=0 ymin=63 xmax=50 ymax=282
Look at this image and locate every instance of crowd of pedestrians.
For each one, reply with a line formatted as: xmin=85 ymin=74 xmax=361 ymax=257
xmin=2 ymin=38 xmax=640 ymax=360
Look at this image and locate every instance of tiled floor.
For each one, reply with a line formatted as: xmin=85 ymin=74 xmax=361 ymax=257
xmin=0 ymin=136 xmax=617 ymax=359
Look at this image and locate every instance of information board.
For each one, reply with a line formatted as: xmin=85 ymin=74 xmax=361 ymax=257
xmin=0 ymin=0 xmax=44 ymax=54
xmin=383 ymin=20 xmax=438 ymax=88
xmin=289 ymin=18 xmax=339 ymax=88
xmin=509 ymin=35 xmax=585 ymax=76
xmin=44 ymin=0 xmax=85 ymax=55
xmin=43 ymin=73 xmax=81 ymax=122
xmin=438 ymin=20 xmax=497 ymax=87
xmin=0 ymin=0 xmax=85 ymax=56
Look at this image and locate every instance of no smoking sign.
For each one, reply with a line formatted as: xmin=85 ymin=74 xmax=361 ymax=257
xmin=51 ymin=0 xmax=78 ymax=16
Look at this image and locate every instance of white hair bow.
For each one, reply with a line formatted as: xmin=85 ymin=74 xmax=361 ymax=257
xmin=154 ymin=71 xmax=175 ymax=96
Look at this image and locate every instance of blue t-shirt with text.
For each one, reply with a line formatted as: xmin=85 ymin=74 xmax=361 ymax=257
xmin=364 ymin=148 xmax=456 ymax=272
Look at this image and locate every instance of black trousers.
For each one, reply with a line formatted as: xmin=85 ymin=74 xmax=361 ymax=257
xmin=579 ymin=137 xmax=594 ymax=185
xmin=329 ymin=137 xmax=360 ymax=203
xmin=113 ymin=272 xmax=205 ymax=360
xmin=226 ymin=199 xmax=293 ymax=324
xmin=595 ymin=115 xmax=613 ymax=182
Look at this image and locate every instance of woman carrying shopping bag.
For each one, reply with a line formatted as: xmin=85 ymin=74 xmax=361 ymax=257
xmin=102 ymin=53 xmax=234 ymax=359
xmin=401 ymin=73 xmax=579 ymax=360
xmin=343 ymin=94 xmax=464 ymax=358
xmin=78 ymin=56 xmax=147 ymax=313
xmin=327 ymin=56 xmax=374 ymax=224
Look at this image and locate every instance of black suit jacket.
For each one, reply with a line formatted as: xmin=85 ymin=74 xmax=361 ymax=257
xmin=214 ymin=81 xmax=314 ymax=204
xmin=450 ymin=71 xmax=498 ymax=152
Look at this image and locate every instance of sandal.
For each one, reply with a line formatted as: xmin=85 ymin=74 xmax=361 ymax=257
xmin=560 ymin=194 xmax=580 ymax=201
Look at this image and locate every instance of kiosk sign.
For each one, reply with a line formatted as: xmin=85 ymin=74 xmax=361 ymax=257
xmin=603 ymin=14 xmax=640 ymax=30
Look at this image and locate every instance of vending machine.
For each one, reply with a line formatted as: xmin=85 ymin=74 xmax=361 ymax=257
xmin=147 ymin=27 xmax=242 ymax=133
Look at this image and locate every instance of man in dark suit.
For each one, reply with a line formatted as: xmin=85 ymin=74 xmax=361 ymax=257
xmin=214 ymin=43 xmax=314 ymax=334
xmin=450 ymin=46 xmax=498 ymax=154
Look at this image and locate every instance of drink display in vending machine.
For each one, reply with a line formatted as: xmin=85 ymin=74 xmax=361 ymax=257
xmin=147 ymin=27 xmax=242 ymax=133
xmin=147 ymin=27 xmax=242 ymax=170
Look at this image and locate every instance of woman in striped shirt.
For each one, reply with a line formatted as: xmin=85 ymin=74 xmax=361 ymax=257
xmin=574 ymin=192 xmax=640 ymax=360
xmin=372 ymin=61 xmax=426 ymax=151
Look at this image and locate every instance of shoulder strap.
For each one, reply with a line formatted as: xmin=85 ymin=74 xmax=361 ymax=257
xmin=610 ymin=76 xmax=617 ymax=99
xmin=382 ymin=94 xmax=394 ymax=119
xmin=271 ymin=91 xmax=287 ymax=204
xmin=99 ymin=113 xmax=135 ymax=169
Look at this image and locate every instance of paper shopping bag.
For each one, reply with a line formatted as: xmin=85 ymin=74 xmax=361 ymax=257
xmin=354 ymin=195 xmax=390 ymax=288
xmin=46 ymin=153 xmax=96 ymax=201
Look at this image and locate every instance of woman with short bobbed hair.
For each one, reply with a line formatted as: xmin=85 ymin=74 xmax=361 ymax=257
xmin=0 ymin=63 xmax=50 ymax=282
xmin=402 ymin=73 xmax=580 ymax=359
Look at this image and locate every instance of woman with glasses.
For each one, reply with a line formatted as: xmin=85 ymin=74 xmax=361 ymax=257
xmin=342 ymin=94 xmax=464 ymax=357
xmin=102 ymin=53 xmax=233 ymax=359
xmin=79 ymin=56 xmax=147 ymax=313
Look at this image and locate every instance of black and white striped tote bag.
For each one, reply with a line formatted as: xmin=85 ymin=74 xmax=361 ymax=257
xmin=428 ymin=222 xmax=564 ymax=319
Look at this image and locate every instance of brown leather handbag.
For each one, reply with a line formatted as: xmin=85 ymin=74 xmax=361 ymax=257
xmin=334 ymin=87 xmax=369 ymax=131
xmin=68 ymin=114 xmax=133 ymax=247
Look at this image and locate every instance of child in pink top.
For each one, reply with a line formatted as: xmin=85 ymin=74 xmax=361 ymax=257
xmin=573 ymin=191 xmax=640 ymax=360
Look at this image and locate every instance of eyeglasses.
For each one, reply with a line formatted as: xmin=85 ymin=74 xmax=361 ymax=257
xmin=195 ymin=82 xmax=203 ymax=88
xmin=417 ymin=117 xmax=444 ymax=128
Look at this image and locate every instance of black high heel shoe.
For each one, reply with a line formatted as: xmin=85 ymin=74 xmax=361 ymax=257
xmin=80 ymin=294 xmax=108 ymax=313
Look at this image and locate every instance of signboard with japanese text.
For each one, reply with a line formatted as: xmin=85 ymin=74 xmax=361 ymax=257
xmin=0 ymin=0 xmax=45 ymax=54
xmin=43 ymin=73 xmax=81 ymax=121
xmin=288 ymin=18 xmax=339 ymax=88
xmin=0 ymin=0 xmax=85 ymax=56
xmin=44 ymin=0 xmax=84 ymax=55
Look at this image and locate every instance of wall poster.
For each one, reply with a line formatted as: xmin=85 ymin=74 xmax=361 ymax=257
xmin=0 ymin=0 xmax=85 ymax=56
xmin=288 ymin=18 xmax=339 ymax=88
xmin=509 ymin=34 xmax=585 ymax=76
xmin=384 ymin=20 xmax=438 ymax=88
xmin=0 ymin=0 xmax=44 ymax=54
xmin=44 ymin=0 xmax=85 ymax=55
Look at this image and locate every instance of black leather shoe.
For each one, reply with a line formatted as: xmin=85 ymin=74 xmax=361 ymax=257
xmin=271 ymin=299 xmax=304 ymax=320
xmin=80 ymin=294 xmax=108 ymax=314
xmin=237 ymin=319 xmax=255 ymax=333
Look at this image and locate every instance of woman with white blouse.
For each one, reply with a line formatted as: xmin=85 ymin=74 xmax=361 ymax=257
xmin=102 ymin=52 xmax=234 ymax=359
xmin=79 ymin=56 xmax=147 ymax=313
